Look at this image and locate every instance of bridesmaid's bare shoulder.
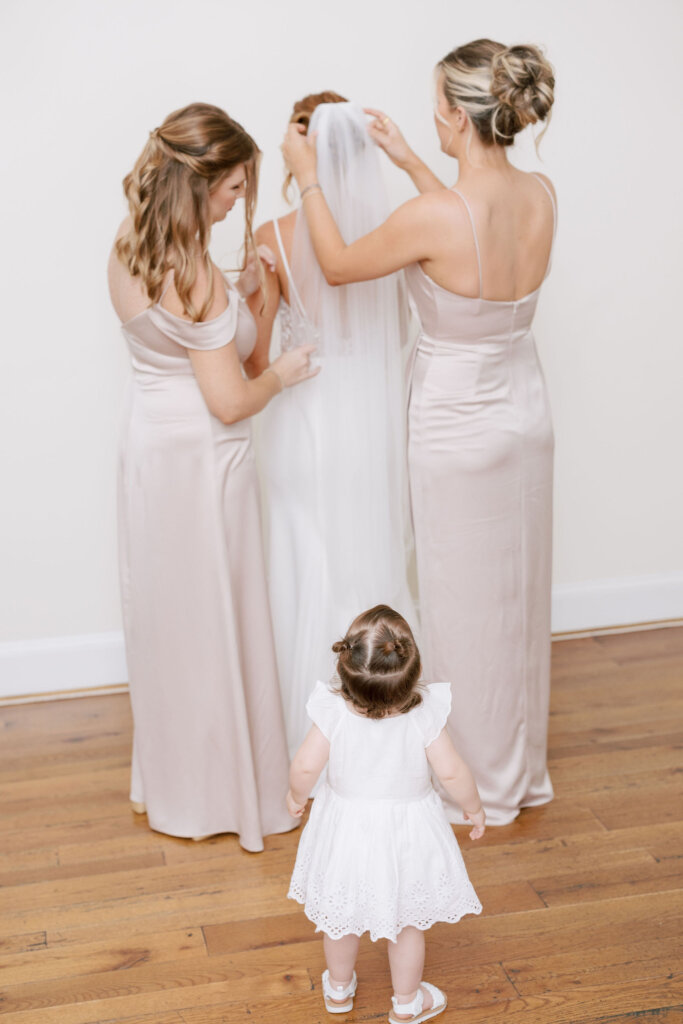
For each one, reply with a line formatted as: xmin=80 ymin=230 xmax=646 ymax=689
xmin=255 ymin=209 xmax=297 ymax=250
xmin=528 ymin=171 xmax=557 ymax=207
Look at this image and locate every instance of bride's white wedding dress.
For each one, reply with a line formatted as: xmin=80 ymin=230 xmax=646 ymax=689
xmin=258 ymin=102 xmax=417 ymax=753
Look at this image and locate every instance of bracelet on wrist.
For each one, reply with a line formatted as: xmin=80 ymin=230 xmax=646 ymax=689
xmin=300 ymin=182 xmax=322 ymax=200
xmin=263 ymin=366 xmax=284 ymax=392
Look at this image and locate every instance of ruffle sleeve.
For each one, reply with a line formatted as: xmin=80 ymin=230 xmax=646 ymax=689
xmin=305 ymin=680 xmax=344 ymax=741
xmin=412 ymin=683 xmax=452 ymax=747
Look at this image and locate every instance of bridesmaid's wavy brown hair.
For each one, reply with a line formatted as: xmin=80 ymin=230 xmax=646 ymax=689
xmin=282 ymin=90 xmax=347 ymax=202
xmin=438 ymin=39 xmax=555 ymax=148
xmin=332 ymin=605 xmax=422 ymax=720
xmin=116 ymin=102 xmax=260 ymax=323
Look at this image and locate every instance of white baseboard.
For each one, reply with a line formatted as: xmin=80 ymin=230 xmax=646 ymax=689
xmin=0 ymin=631 xmax=128 ymax=702
xmin=1 ymin=572 xmax=681 ymax=702
xmin=550 ymin=572 xmax=683 ymax=634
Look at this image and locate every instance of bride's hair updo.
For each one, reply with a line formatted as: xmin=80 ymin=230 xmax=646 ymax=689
xmin=283 ymin=90 xmax=347 ymax=201
xmin=437 ymin=39 xmax=555 ymax=147
xmin=116 ymin=103 xmax=260 ymax=323
xmin=332 ymin=605 xmax=422 ymax=720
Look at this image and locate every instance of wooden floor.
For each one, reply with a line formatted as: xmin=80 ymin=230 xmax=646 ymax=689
xmin=0 ymin=628 xmax=682 ymax=1024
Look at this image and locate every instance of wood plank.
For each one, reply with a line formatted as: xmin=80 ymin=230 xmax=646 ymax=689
xmin=422 ymin=890 xmax=683 ymax=964
xmin=0 ymin=932 xmax=46 ymax=955
xmin=0 ymin=927 xmax=205 ymax=986
xmin=530 ymin=852 xmax=682 ymax=907
xmin=502 ymin=936 xmax=683 ymax=995
xmin=203 ymin=912 xmax=317 ymax=956
xmin=584 ymin=781 xmax=683 ymax=830
xmin=0 ymin=849 xmax=165 ymax=888
xmin=0 ymin=967 xmax=312 ymax=1022
xmin=594 ymin=625 xmax=683 ymax=663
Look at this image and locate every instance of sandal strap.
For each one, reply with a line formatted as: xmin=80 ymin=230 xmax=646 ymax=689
xmin=391 ymin=988 xmax=424 ymax=1016
xmin=322 ymin=969 xmax=357 ymax=1000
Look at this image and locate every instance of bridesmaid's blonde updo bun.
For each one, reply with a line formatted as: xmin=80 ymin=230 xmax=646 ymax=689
xmin=116 ymin=102 xmax=260 ymax=322
xmin=438 ymin=39 xmax=555 ymax=147
xmin=332 ymin=605 xmax=422 ymax=720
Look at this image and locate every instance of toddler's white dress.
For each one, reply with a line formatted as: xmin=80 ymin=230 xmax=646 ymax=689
xmin=288 ymin=681 xmax=482 ymax=942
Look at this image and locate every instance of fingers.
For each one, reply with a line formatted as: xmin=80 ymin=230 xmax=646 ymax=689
xmin=364 ymin=107 xmax=390 ymax=127
xmin=256 ymin=243 xmax=277 ymax=272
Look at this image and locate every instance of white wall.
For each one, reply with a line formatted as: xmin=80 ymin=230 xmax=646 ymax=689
xmin=1 ymin=0 xmax=682 ymax=695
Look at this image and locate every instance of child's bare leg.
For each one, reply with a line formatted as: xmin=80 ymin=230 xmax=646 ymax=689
xmin=323 ymin=932 xmax=361 ymax=1000
xmin=387 ymin=927 xmax=433 ymax=1018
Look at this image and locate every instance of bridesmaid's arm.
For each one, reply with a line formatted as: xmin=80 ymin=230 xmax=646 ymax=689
xmin=282 ymin=125 xmax=444 ymax=286
xmin=287 ymin=725 xmax=330 ymax=815
xmin=244 ymin=224 xmax=282 ymax=379
xmin=164 ymin=262 xmax=317 ymax=423
xmin=365 ymin=108 xmax=446 ymax=194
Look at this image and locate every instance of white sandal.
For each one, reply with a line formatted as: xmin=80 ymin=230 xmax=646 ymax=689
xmin=322 ymin=969 xmax=357 ymax=1014
xmin=388 ymin=982 xmax=447 ymax=1024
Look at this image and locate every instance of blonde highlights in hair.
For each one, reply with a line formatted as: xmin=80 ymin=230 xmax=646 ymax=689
xmin=438 ymin=39 xmax=555 ymax=149
xmin=116 ymin=103 xmax=260 ymax=323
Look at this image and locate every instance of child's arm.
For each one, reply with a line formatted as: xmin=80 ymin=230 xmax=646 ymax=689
xmin=426 ymin=729 xmax=486 ymax=840
xmin=287 ymin=724 xmax=331 ymax=817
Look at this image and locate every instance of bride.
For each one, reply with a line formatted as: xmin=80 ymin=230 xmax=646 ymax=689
xmin=249 ymin=96 xmax=417 ymax=752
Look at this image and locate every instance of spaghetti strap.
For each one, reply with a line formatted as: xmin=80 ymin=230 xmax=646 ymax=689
xmin=451 ymin=188 xmax=483 ymax=300
xmin=530 ymin=173 xmax=557 ymax=279
xmin=530 ymin=173 xmax=557 ymax=237
xmin=273 ymin=218 xmax=308 ymax=318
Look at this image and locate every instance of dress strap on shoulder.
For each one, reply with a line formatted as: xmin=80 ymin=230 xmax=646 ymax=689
xmin=530 ymin=173 xmax=557 ymax=278
xmin=273 ymin=218 xmax=307 ymax=318
xmin=530 ymin=173 xmax=557 ymax=238
xmin=451 ymin=188 xmax=483 ymax=299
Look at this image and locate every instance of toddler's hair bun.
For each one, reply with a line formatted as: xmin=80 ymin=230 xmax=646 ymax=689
xmin=381 ymin=637 xmax=406 ymax=659
xmin=491 ymin=44 xmax=555 ymax=137
xmin=332 ymin=638 xmax=351 ymax=655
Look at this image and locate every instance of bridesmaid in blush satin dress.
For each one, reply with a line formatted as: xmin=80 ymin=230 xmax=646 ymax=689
xmin=405 ymin=180 xmax=556 ymax=825
xmin=108 ymin=103 xmax=317 ymax=849
xmin=282 ymin=40 xmax=558 ymax=825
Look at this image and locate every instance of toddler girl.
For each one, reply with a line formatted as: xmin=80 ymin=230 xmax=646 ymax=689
xmin=286 ymin=604 xmax=485 ymax=1023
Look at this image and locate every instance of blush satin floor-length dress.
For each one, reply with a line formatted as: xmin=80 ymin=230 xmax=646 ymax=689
xmin=117 ymin=277 xmax=294 ymax=850
xmin=406 ymin=174 xmax=556 ymax=826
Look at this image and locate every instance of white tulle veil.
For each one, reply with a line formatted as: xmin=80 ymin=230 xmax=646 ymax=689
xmin=262 ymin=101 xmax=417 ymax=751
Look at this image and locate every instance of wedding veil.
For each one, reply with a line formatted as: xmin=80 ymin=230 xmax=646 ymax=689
xmin=261 ymin=101 xmax=416 ymax=749
xmin=289 ymin=101 xmax=415 ymax=635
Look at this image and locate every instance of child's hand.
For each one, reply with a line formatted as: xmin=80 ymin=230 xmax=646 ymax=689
xmin=286 ymin=789 xmax=307 ymax=818
xmin=464 ymin=806 xmax=486 ymax=840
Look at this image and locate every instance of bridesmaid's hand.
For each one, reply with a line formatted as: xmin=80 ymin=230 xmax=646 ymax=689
xmin=281 ymin=123 xmax=318 ymax=187
xmin=237 ymin=244 xmax=277 ymax=298
xmin=271 ymin=345 xmax=320 ymax=387
xmin=286 ymin=789 xmax=307 ymax=817
xmin=364 ymin=108 xmax=415 ymax=169
xmin=464 ymin=807 xmax=486 ymax=840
